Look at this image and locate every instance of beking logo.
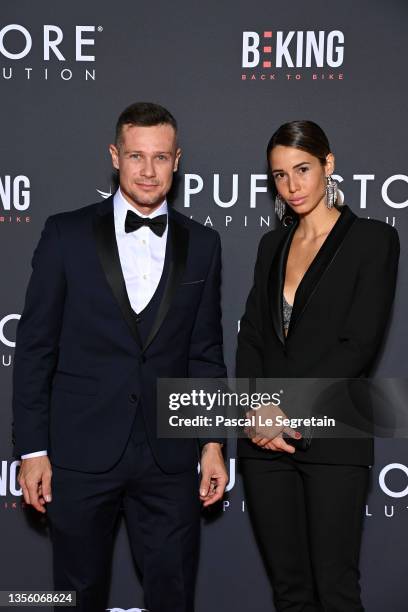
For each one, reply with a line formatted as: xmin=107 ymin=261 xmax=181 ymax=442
xmin=0 ymin=175 xmax=30 ymax=208
xmin=242 ymin=29 xmax=345 ymax=82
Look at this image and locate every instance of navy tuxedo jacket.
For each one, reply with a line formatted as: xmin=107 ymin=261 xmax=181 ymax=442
xmin=12 ymin=196 xmax=227 ymax=473
xmin=237 ymin=205 xmax=400 ymax=465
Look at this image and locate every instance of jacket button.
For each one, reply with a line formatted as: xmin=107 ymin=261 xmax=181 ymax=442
xmin=135 ymin=316 xmax=141 ymax=323
xmin=140 ymin=355 xmax=146 ymax=364
xmin=129 ymin=393 xmax=138 ymax=403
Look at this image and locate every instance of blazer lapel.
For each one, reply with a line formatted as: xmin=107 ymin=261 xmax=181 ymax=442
xmin=142 ymin=213 xmax=189 ymax=352
xmin=288 ymin=205 xmax=357 ymax=336
xmin=269 ymin=220 xmax=299 ymax=345
xmin=93 ymin=197 xmax=143 ymax=348
xmin=269 ymin=206 xmax=357 ymax=343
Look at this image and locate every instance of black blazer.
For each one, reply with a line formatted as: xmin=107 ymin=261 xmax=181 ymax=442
xmin=12 ymin=196 xmax=227 ymax=473
xmin=237 ymin=205 xmax=400 ymax=465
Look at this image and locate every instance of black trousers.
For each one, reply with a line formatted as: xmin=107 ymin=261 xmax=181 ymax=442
xmin=240 ymin=457 xmax=369 ymax=612
xmin=46 ymin=428 xmax=200 ymax=612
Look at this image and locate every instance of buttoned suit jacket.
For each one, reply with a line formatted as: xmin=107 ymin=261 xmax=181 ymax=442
xmin=12 ymin=196 xmax=227 ymax=473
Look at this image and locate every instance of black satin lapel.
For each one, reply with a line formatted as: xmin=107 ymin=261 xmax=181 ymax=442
xmin=288 ymin=206 xmax=357 ymax=335
xmin=269 ymin=221 xmax=299 ymax=345
xmin=143 ymin=216 xmax=189 ymax=352
xmin=93 ymin=209 xmax=143 ymax=348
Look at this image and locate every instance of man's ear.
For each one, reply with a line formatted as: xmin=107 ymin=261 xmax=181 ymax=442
xmin=174 ymin=148 xmax=182 ymax=172
xmin=109 ymin=144 xmax=120 ymax=170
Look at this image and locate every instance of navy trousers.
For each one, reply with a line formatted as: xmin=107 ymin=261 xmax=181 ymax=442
xmin=47 ymin=426 xmax=200 ymax=612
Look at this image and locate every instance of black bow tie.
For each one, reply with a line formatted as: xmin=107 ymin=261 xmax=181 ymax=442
xmin=125 ymin=210 xmax=167 ymax=237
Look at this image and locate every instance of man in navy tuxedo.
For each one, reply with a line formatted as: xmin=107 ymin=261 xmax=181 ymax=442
xmin=13 ymin=102 xmax=228 ymax=612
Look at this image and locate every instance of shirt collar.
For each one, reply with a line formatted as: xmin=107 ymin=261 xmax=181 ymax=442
xmin=113 ymin=188 xmax=168 ymax=231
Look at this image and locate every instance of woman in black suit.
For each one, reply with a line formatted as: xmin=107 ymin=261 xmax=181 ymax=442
xmin=237 ymin=121 xmax=399 ymax=612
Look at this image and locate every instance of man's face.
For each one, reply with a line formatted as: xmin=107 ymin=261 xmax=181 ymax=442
xmin=109 ymin=123 xmax=181 ymax=212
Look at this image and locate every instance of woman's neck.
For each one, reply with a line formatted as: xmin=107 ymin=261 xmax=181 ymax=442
xmin=297 ymin=202 xmax=341 ymax=240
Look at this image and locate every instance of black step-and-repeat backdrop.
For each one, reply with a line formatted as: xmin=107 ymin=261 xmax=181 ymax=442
xmin=1 ymin=1 xmax=407 ymax=610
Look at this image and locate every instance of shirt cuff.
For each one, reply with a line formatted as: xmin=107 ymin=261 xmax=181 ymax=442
xmin=21 ymin=450 xmax=48 ymax=459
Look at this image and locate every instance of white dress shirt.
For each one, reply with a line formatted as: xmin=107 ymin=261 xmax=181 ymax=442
xmin=113 ymin=187 xmax=168 ymax=313
xmin=21 ymin=188 xmax=168 ymax=459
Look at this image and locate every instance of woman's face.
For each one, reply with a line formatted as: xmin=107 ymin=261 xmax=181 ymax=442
xmin=269 ymin=145 xmax=334 ymax=215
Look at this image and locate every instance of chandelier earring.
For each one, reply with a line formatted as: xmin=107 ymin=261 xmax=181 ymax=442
xmin=274 ymin=193 xmax=286 ymax=220
xmin=325 ymin=175 xmax=338 ymax=209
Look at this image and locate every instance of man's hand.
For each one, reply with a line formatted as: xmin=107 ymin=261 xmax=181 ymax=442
xmin=199 ymin=443 xmax=228 ymax=507
xmin=18 ymin=456 xmax=52 ymax=514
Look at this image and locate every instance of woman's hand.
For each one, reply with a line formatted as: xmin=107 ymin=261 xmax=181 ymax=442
xmin=253 ymin=431 xmax=299 ymax=453
xmin=245 ymin=403 xmax=301 ymax=453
